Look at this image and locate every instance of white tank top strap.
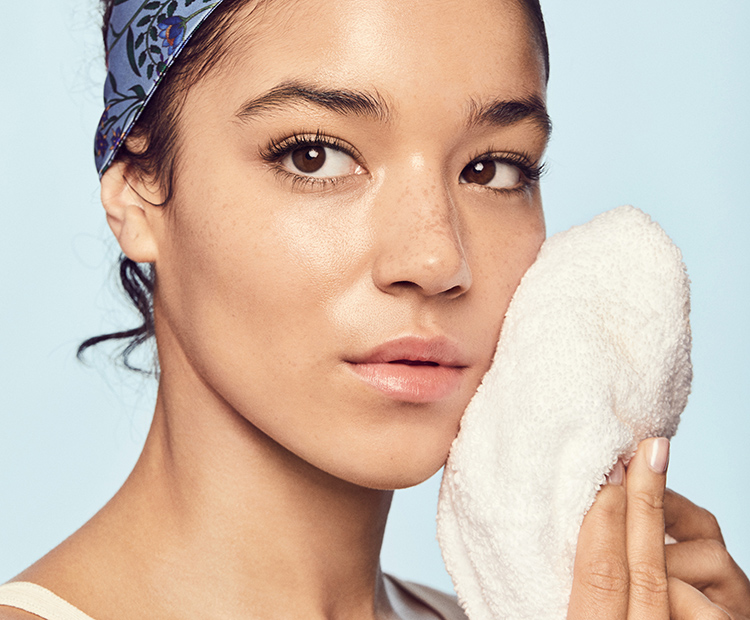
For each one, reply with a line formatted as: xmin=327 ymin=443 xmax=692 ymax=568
xmin=0 ymin=582 xmax=96 ymax=620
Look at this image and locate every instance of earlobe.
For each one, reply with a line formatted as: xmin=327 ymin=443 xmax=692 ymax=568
xmin=100 ymin=162 xmax=159 ymax=263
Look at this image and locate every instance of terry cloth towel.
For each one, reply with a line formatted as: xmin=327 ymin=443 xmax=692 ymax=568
xmin=436 ymin=205 xmax=692 ymax=620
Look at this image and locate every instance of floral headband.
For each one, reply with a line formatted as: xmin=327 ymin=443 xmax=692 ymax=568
xmin=94 ymin=0 xmax=226 ymax=176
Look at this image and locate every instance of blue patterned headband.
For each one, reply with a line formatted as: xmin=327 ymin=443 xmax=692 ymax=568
xmin=95 ymin=0 xmax=226 ymax=176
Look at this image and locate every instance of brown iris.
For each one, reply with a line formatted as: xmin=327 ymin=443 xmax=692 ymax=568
xmin=291 ymin=146 xmax=326 ymax=173
xmin=461 ymin=160 xmax=496 ymax=185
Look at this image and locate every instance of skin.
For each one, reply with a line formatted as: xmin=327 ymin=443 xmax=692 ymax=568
xmin=3 ymin=0 xmax=749 ymax=619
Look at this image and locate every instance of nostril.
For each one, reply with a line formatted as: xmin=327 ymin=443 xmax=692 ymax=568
xmin=386 ymin=280 xmax=423 ymax=294
xmin=443 ymin=284 xmax=466 ymax=299
xmin=386 ymin=281 xmax=466 ymax=298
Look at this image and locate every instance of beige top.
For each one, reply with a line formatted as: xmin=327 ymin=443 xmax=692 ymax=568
xmin=0 ymin=576 xmax=467 ymax=620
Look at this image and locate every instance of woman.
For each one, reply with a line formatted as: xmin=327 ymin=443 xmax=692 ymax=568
xmin=1 ymin=0 xmax=748 ymax=618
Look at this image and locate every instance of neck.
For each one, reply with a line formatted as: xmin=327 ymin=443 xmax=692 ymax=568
xmin=89 ymin=334 xmax=396 ymax=620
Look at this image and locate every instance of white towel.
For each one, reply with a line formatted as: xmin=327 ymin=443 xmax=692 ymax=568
xmin=436 ymin=205 xmax=692 ymax=620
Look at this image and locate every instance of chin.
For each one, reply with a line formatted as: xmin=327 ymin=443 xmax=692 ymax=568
xmin=332 ymin=400 xmax=469 ymax=491
xmin=332 ymin=437 xmax=454 ymax=491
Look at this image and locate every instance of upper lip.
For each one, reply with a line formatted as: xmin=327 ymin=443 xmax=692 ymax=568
xmin=346 ymin=336 xmax=469 ymax=367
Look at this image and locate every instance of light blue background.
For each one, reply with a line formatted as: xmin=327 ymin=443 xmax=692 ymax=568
xmin=1 ymin=0 xmax=748 ymax=592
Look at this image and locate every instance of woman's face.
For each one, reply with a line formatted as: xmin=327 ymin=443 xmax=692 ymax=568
xmin=147 ymin=0 xmax=549 ymax=489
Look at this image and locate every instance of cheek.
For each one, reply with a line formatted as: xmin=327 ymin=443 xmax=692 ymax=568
xmin=162 ymin=205 xmax=315 ymax=344
xmin=152 ymin=178 xmax=371 ymax=405
xmin=466 ymin=198 xmax=546 ymax=353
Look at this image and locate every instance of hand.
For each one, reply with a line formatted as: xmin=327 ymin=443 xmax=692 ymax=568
xmin=664 ymin=488 xmax=750 ymax=619
xmin=567 ymin=438 xmax=750 ymax=619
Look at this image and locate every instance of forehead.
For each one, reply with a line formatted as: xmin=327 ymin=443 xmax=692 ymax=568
xmin=200 ymin=0 xmax=546 ymax=111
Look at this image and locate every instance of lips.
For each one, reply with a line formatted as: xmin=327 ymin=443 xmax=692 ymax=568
xmin=346 ymin=337 xmax=469 ymax=403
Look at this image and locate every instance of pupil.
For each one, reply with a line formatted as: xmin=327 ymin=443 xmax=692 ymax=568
xmin=463 ymin=160 xmax=496 ymax=185
xmin=292 ymin=146 xmax=326 ymax=173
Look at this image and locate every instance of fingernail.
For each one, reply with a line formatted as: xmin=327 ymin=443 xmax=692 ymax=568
xmin=647 ymin=437 xmax=670 ymax=474
xmin=607 ymin=460 xmax=624 ymax=485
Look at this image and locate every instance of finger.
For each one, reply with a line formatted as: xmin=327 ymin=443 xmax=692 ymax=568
xmin=567 ymin=460 xmax=628 ymax=620
xmin=667 ymin=539 xmax=743 ymax=589
xmin=664 ymin=488 xmax=725 ymax=544
xmin=666 ymin=540 xmax=750 ymax=616
xmin=626 ymin=437 xmax=671 ymax=618
xmin=668 ymin=577 xmax=732 ymax=620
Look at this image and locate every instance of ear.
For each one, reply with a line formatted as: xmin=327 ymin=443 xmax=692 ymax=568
xmin=100 ymin=162 xmax=160 ymax=263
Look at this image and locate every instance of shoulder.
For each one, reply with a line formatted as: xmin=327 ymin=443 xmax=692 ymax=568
xmin=0 ymin=580 xmax=90 ymax=620
xmin=0 ymin=580 xmax=42 ymax=620
xmin=0 ymin=607 xmax=43 ymax=620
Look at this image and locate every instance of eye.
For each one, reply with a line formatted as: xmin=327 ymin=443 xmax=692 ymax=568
xmin=281 ymin=144 xmax=361 ymax=178
xmin=459 ymin=159 xmax=522 ymax=189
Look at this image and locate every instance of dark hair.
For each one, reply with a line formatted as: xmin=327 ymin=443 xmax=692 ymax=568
xmin=79 ymin=0 xmax=254 ymax=371
xmin=521 ymin=0 xmax=550 ymax=84
xmin=79 ymin=0 xmax=550 ymax=371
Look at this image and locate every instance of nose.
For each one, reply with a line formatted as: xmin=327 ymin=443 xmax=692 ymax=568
xmin=371 ymin=165 xmax=472 ymax=299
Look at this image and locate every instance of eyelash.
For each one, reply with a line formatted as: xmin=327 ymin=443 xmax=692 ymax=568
xmin=259 ymin=131 xmax=546 ymax=194
xmin=464 ymin=149 xmax=547 ymax=196
xmin=259 ymin=130 xmax=361 ymax=191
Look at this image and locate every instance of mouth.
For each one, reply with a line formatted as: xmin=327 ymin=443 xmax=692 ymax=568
xmin=346 ymin=337 xmax=469 ymax=403
xmin=390 ymin=359 xmax=440 ymax=366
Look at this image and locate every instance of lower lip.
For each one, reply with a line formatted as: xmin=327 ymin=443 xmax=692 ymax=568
xmin=348 ymin=362 xmax=465 ymax=403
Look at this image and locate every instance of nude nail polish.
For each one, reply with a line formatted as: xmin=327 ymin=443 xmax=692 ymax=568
xmin=648 ymin=437 xmax=670 ymax=474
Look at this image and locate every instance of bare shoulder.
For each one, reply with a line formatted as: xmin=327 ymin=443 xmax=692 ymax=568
xmin=0 ymin=608 xmax=44 ymax=620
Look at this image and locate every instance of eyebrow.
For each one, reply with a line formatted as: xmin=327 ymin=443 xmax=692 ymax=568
xmin=235 ymin=81 xmax=551 ymax=141
xmin=236 ymin=81 xmax=392 ymax=123
xmin=466 ymin=95 xmax=552 ymax=141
